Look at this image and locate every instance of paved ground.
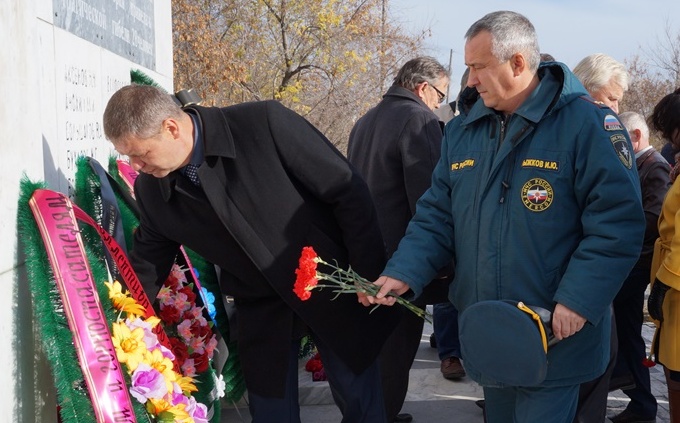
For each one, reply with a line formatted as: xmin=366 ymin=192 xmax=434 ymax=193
xmin=221 ymin=310 xmax=670 ymax=422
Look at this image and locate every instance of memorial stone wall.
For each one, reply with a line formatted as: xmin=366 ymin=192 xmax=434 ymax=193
xmin=0 ymin=0 xmax=172 ymax=420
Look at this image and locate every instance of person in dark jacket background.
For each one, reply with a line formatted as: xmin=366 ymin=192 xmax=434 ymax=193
xmin=608 ymin=111 xmax=669 ymax=423
xmin=102 ymin=84 xmax=400 ymax=423
xmin=347 ymin=56 xmax=457 ymax=423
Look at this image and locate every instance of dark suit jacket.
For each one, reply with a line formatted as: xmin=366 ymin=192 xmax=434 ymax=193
xmin=347 ymin=86 xmax=452 ymax=303
xmin=636 ymin=147 xmax=671 ymax=269
xmin=129 ymin=100 xmax=399 ymax=397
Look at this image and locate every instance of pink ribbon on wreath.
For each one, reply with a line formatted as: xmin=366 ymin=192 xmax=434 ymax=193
xmin=116 ymin=159 xmax=213 ymax=315
xmin=29 ymin=189 xmax=137 ymax=423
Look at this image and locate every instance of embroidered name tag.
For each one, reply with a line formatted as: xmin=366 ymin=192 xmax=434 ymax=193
xmin=451 ymin=159 xmax=475 ymax=171
xmin=521 ymin=159 xmax=559 ymax=171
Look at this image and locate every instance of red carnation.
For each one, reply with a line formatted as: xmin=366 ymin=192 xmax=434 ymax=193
xmin=294 ymin=246 xmax=319 ymax=300
xmin=642 ymin=356 xmax=656 ymax=368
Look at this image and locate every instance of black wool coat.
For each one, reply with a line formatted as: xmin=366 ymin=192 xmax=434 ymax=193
xmin=129 ymin=100 xmax=399 ymax=397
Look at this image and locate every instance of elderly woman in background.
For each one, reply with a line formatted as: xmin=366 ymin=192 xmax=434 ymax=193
xmin=573 ymin=53 xmax=629 ymax=113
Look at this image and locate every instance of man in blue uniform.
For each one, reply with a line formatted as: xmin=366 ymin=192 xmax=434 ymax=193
xmin=364 ymin=10 xmax=644 ymax=422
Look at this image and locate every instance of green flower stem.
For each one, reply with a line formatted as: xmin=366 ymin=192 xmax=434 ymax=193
xmin=312 ymin=259 xmax=432 ymax=323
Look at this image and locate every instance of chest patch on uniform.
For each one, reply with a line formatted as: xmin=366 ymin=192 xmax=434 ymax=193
xmin=521 ymin=158 xmax=559 ymax=171
xmin=610 ymin=133 xmax=633 ymax=169
xmin=451 ymin=159 xmax=475 ymax=171
xmin=521 ymin=178 xmax=554 ymax=212
xmin=604 ymin=114 xmax=624 ymax=131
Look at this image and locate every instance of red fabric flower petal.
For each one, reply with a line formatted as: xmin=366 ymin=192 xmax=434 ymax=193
xmin=642 ymin=357 xmax=656 ymax=368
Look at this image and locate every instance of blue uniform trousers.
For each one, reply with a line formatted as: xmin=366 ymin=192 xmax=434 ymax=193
xmin=484 ymin=384 xmax=579 ymax=423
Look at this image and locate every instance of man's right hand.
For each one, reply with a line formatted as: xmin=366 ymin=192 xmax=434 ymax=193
xmin=360 ymin=276 xmax=410 ymax=307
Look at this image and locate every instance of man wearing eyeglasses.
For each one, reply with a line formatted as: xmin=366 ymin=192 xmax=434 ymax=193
xmin=347 ymin=56 xmax=451 ymax=423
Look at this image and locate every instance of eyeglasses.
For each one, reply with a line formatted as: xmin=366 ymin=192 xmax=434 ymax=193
xmin=430 ymin=84 xmax=446 ymax=103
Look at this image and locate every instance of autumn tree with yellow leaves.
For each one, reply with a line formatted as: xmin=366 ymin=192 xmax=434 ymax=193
xmin=173 ymin=0 xmax=428 ymax=149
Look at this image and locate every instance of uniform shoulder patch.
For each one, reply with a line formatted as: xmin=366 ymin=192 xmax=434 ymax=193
xmin=610 ymin=133 xmax=633 ymax=169
xmin=604 ymin=114 xmax=624 ymax=131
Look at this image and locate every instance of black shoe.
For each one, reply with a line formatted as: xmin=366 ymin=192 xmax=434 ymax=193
xmin=393 ymin=413 xmax=413 ymax=422
xmin=430 ymin=333 xmax=437 ymax=348
xmin=475 ymin=399 xmax=485 ymax=409
xmin=609 ymin=408 xmax=656 ymax=423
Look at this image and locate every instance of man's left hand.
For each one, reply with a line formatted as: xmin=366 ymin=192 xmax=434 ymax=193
xmin=552 ymin=303 xmax=586 ymax=340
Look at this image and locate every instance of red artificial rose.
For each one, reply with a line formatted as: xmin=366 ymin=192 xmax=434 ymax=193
xmin=190 ymin=320 xmax=212 ymax=340
xmin=294 ymin=246 xmax=319 ymax=300
xmin=170 ymin=337 xmax=190 ymax=364
xmin=159 ymin=305 xmax=182 ymax=325
xmin=191 ymin=352 xmax=210 ymax=373
xmin=164 ymin=274 xmax=182 ymax=290
xmin=179 ymin=286 xmax=197 ymax=303
xmin=169 ymin=337 xmax=190 ymax=373
xmin=642 ymin=357 xmax=656 ymax=368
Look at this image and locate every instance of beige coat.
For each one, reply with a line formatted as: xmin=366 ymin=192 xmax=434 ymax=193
xmin=652 ymin=177 xmax=680 ymax=370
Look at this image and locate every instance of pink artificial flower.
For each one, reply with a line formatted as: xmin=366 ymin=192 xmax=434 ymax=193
xmin=177 ymin=319 xmax=193 ymax=340
xmin=181 ymin=358 xmax=197 ymax=377
xmin=129 ymin=363 xmax=168 ymax=403
xmin=186 ymin=397 xmax=209 ymax=423
xmin=204 ymin=335 xmax=218 ymax=358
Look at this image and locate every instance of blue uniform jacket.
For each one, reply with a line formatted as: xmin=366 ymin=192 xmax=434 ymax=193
xmin=383 ymin=62 xmax=645 ymax=386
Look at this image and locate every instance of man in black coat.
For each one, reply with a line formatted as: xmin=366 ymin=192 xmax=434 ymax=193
xmin=347 ymin=56 xmax=457 ymax=423
xmin=102 ymin=84 xmax=400 ymax=423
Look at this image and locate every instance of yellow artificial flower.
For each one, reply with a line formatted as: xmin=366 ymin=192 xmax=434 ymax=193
xmin=145 ymin=315 xmax=161 ymax=329
xmin=111 ymin=321 xmax=147 ymax=372
xmin=144 ymin=348 xmax=177 ymax=393
xmin=105 ymin=280 xmax=146 ymax=317
xmin=176 ymin=375 xmax=198 ymax=394
xmin=147 ymin=398 xmax=192 ymax=423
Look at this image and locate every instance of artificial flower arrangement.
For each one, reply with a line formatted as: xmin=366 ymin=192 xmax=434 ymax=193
xmin=106 ymin=279 xmax=212 ymax=423
xmin=157 ymin=264 xmax=220 ymax=380
xmin=293 ymin=246 xmax=431 ymax=322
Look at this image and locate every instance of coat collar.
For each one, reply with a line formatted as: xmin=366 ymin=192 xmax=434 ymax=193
xmin=159 ymin=105 xmax=235 ymax=202
xmin=185 ymin=105 xmax=236 ymax=159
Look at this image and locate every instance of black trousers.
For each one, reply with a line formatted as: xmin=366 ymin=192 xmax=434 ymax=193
xmin=249 ymin=336 xmax=387 ymax=423
xmin=573 ymin=306 xmax=617 ymax=423
xmin=379 ymin=309 xmax=425 ymax=421
xmin=612 ymin=266 xmax=657 ymax=417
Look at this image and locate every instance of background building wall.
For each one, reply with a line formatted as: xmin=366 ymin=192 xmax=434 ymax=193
xmin=0 ymin=0 xmax=172 ymax=420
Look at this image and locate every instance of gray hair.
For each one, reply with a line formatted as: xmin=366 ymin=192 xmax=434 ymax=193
xmin=619 ymin=111 xmax=649 ymax=140
xmin=464 ymin=11 xmax=541 ymax=73
xmin=572 ymin=53 xmax=629 ymax=94
xmin=103 ymin=84 xmax=184 ymax=141
xmin=393 ymin=56 xmax=450 ymax=90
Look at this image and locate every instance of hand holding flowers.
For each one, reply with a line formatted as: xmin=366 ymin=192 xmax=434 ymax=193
xmin=293 ymin=246 xmax=431 ymax=322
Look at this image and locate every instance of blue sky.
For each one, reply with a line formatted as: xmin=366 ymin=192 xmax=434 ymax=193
xmin=390 ymin=0 xmax=680 ymax=96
